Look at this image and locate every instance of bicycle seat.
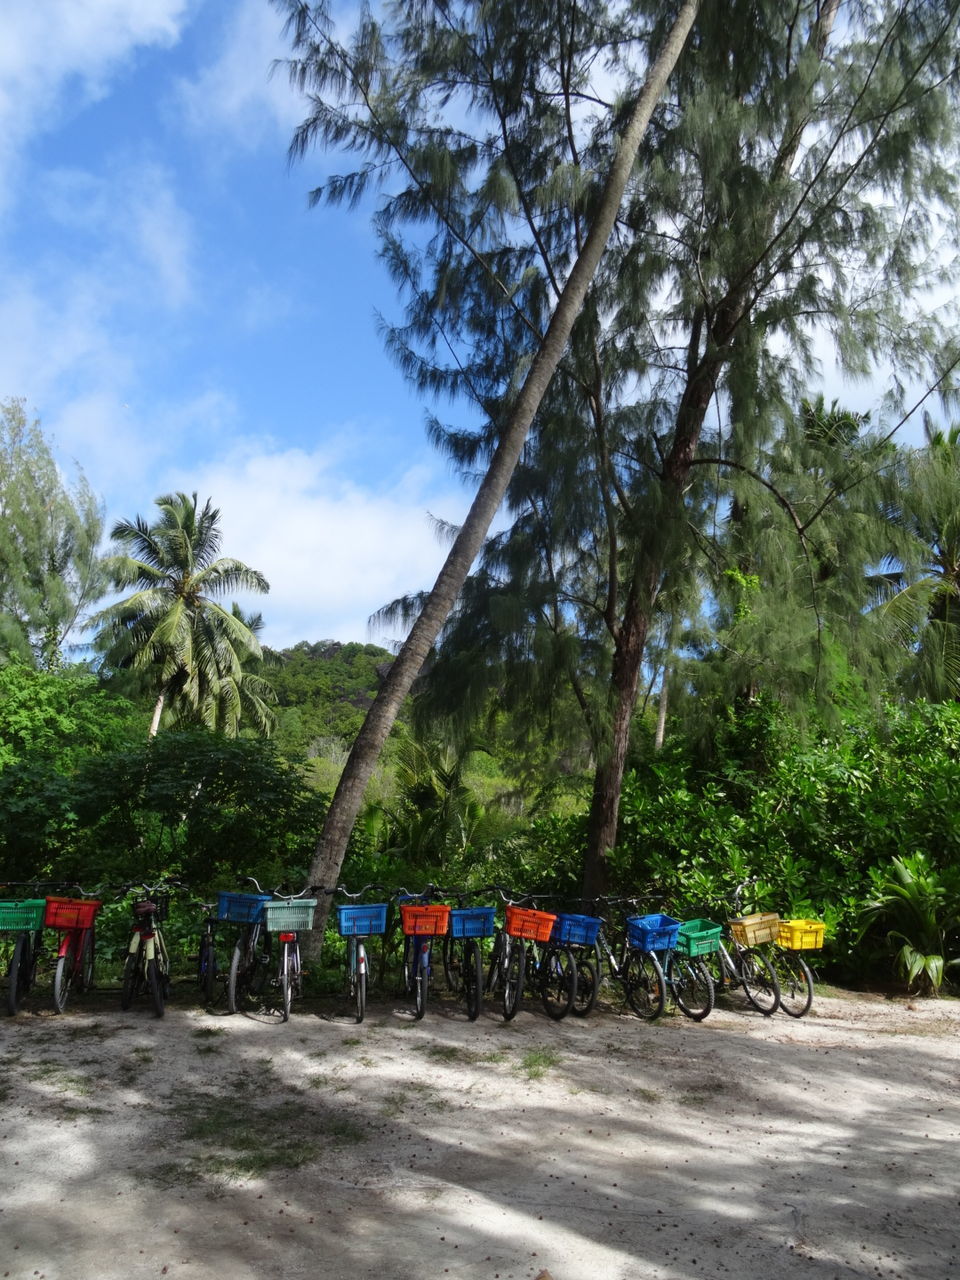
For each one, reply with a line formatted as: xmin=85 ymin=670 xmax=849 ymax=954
xmin=134 ymin=900 xmax=157 ymax=916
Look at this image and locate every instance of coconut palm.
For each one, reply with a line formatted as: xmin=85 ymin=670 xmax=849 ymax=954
xmin=92 ymin=493 xmax=275 ymax=737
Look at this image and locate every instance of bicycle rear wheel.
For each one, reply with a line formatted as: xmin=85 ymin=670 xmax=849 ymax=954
xmin=739 ymin=947 xmax=780 ymax=1015
xmin=414 ymin=942 xmax=429 ymax=1020
xmin=199 ymin=934 xmax=217 ymax=1005
xmin=79 ymin=929 xmax=95 ymax=993
xmin=352 ymin=940 xmax=367 ymax=1023
xmin=147 ymin=956 xmax=165 ymax=1017
xmin=540 ymin=945 xmax=576 ymax=1021
xmin=463 ymin=939 xmax=482 ymax=1021
xmin=667 ymin=953 xmax=714 ymax=1021
xmin=6 ymin=933 xmax=29 ymax=1016
xmin=281 ymin=941 xmax=294 ymax=1022
xmin=772 ymin=948 xmax=813 ymax=1018
xmin=623 ymin=949 xmax=666 ymax=1021
xmin=120 ymin=946 xmax=141 ymax=1010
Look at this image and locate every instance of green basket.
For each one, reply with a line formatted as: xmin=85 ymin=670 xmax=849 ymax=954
xmin=676 ymin=918 xmax=723 ymax=957
xmin=0 ymin=899 xmax=46 ymax=931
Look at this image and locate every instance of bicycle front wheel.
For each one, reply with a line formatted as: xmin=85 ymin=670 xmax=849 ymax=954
xmin=772 ymin=949 xmax=813 ymax=1018
xmin=120 ymin=947 xmax=140 ymax=1010
xmin=463 ymin=939 xmax=482 ymax=1021
xmin=7 ymin=933 xmax=29 ymax=1016
xmin=227 ymin=938 xmax=247 ymax=1013
xmin=667 ymin=953 xmax=714 ymax=1021
xmin=502 ymin=940 xmax=524 ymax=1020
xmin=740 ymin=947 xmax=780 ymax=1016
xmin=414 ymin=943 xmax=429 ymax=1020
xmin=540 ymin=946 xmax=577 ymax=1021
xmin=147 ymin=956 xmax=165 ymax=1017
xmin=623 ymin=949 xmax=666 ymax=1021
xmin=53 ymin=935 xmax=78 ymax=1013
xmin=79 ymin=929 xmax=95 ymax=993
xmin=571 ymin=954 xmax=598 ymax=1017
xmin=281 ymin=942 xmax=293 ymax=1022
xmin=200 ymin=935 xmax=217 ymax=1005
xmin=352 ymin=940 xmax=367 ymax=1023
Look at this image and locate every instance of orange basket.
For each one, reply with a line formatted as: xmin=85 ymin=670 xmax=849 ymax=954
xmin=44 ymin=896 xmax=101 ymax=930
xmin=504 ymin=905 xmax=556 ymax=942
xmin=400 ymin=903 xmax=450 ymax=937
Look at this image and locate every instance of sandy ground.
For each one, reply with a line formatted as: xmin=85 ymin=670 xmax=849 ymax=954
xmin=1 ymin=980 xmax=959 ymax=1280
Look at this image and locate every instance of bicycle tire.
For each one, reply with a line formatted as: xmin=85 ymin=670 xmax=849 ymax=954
xmin=740 ymin=947 xmax=780 ymax=1016
xmin=79 ymin=929 xmax=95 ymax=993
xmin=354 ymin=942 xmax=367 ymax=1024
xmin=414 ymin=942 xmax=428 ymax=1020
xmin=463 ymin=938 xmax=482 ymax=1021
xmin=442 ymin=934 xmax=459 ymax=992
xmin=502 ymin=939 xmax=524 ymax=1020
xmin=7 ymin=932 xmax=28 ymax=1015
xmin=623 ymin=949 xmax=666 ymax=1021
xmin=227 ymin=938 xmax=246 ymax=1013
xmin=571 ymin=954 xmax=598 ymax=1017
xmin=540 ymin=945 xmax=577 ymax=1021
xmin=772 ymin=949 xmax=813 ymax=1018
xmin=281 ymin=941 xmax=293 ymax=1022
xmin=667 ymin=953 xmax=714 ymax=1021
xmin=53 ymin=935 xmax=77 ymax=1014
xmin=200 ymin=935 xmax=217 ymax=1005
xmin=147 ymin=956 xmax=165 ymax=1017
xmin=120 ymin=947 xmax=140 ymax=1009
xmin=485 ymin=930 xmax=503 ymax=995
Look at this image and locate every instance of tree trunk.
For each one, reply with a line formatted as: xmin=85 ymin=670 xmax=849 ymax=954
xmin=304 ymin=0 xmax=702 ymax=933
xmin=655 ymin=669 xmax=669 ymax=751
xmin=148 ymin=691 xmax=165 ymax=739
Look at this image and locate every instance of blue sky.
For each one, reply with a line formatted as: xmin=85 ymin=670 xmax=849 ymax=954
xmin=1 ymin=0 xmax=470 ymax=651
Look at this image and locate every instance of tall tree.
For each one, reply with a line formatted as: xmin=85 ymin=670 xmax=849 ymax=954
xmin=0 ymin=399 xmax=107 ymax=668
xmin=92 ymin=493 xmax=276 ymax=737
xmin=355 ymin=0 xmax=960 ymax=894
xmin=275 ymin=0 xmax=701 ymax=909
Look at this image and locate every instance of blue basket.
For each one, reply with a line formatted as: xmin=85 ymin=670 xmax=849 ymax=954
xmin=551 ymin=913 xmax=602 ymax=946
xmin=217 ymin=891 xmax=272 ymax=925
xmin=627 ymin=913 xmax=680 ymax=951
xmin=336 ymin=903 xmax=388 ymax=936
xmin=449 ymin=906 xmax=496 ymax=939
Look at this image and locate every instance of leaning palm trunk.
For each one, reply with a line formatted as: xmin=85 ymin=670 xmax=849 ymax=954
xmin=304 ymin=0 xmax=701 ymax=932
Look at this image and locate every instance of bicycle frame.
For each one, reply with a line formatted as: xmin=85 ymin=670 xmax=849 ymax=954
xmin=121 ymin=896 xmax=170 ymax=1018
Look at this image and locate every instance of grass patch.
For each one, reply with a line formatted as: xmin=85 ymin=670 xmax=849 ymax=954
xmin=517 ymin=1048 xmax=561 ymax=1080
xmin=191 ymin=1026 xmax=226 ymax=1039
xmin=25 ymin=1063 xmax=94 ymax=1095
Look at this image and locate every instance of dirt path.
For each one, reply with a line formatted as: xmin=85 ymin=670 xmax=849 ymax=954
xmin=2 ymin=986 xmax=959 ymax=1280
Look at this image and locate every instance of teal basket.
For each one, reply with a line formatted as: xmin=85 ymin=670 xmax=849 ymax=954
xmin=551 ymin=913 xmax=602 ymax=946
xmin=217 ymin=891 xmax=272 ymax=925
xmin=676 ymin=918 xmax=723 ymax=957
xmin=0 ymin=899 xmax=47 ymax=931
xmin=337 ymin=903 xmax=388 ymax=936
xmin=263 ymin=898 xmax=317 ymax=932
xmin=450 ymin=906 xmax=496 ymax=939
xmin=627 ymin=913 xmax=680 ymax=951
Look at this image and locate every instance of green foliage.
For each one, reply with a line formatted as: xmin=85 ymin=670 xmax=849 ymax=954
xmin=858 ymin=853 xmax=960 ymax=995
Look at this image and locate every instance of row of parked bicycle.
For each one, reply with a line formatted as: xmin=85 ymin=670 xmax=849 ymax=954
xmin=1 ymin=877 xmax=825 ymax=1023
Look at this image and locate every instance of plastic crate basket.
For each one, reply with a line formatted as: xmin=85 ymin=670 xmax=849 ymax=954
xmin=450 ymin=906 xmax=496 ymax=939
xmin=504 ymin=905 xmax=556 ymax=942
xmin=263 ymin=898 xmax=317 ymax=933
xmin=627 ymin=913 xmax=680 ymax=951
xmin=400 ymin=903 xmax=450 ymax=937
xmin=44 ymin=896 xmax=101 ymax=930
xmin=551 ymin=913 xmax=602 ymax=946
xmin=336 ymin=903 xmax=388 ymax=937
xmin=676 ymin=918 xmax=723 ymax=957
xmin=779 ymin=918 xmax=825 ymax=950
xmin=728 ymin=912 xmax=781 ymax=947
xmin=0 ymin=899 xmax=47 ymax=931
xmin=217 ymin=891 xmax=272 ymax=925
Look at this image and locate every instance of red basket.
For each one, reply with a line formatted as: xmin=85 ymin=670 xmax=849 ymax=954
xmin=400 ymin=903 xmax=450 ymax=937
xmin=44 ymin=896 xmax=101 ymax=930
xmin=504 ymin=905 xmax=556 ymax=942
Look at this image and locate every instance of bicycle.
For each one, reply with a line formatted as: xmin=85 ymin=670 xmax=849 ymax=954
xmin=549 ymin=909 xmax=603 ymax=1018
xmin=443 ymin=893 xmax=495 ymax=1022
xmin=220 ymin=885 xmax=273 ymax=1014
xmin=46 ymin=888 xmax=102 ymax=1014
xmin=194 ymin=899 xmax=222 ymax=1006
xmin=702 ymin=882 xmax=781 ymax=1016
xmin=1 ymin=892 xmax=47 ymax=1016
xmin=120 ymin=884 xmax=172 ymax=1018
xmin=658 ymin=917 xmax=717 ymax=1021
xmin=486 ymin=892 xmax=577 ymax=1021
xmin=398 ymin=888 xmax=450 ymax=1020
xmin=262 ymin=889 xmax=317 ymax=1022
xmin=332 ymin=884 xmax=389 ymax=1023
xmin=770 ymin=917 xmax=823 ymax=1018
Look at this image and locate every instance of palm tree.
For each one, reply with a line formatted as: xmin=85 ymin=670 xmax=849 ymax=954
xmin=92 ymin=493 xmax=275 ymax=737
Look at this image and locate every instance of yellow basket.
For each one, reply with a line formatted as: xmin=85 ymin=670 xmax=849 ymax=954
xmin=778 ymin=918 xmax=825 ymax=950
xmin=728 ymin=912 xmax=781 ymax=946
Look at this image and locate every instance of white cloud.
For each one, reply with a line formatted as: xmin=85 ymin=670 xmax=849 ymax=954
xmin=0 ymin=0 xmax=192 ymax=202
xmin=175 ymin=441 xmax=470 ymax=648
xmin=175 ymin=0 xmax=304 ymax=148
